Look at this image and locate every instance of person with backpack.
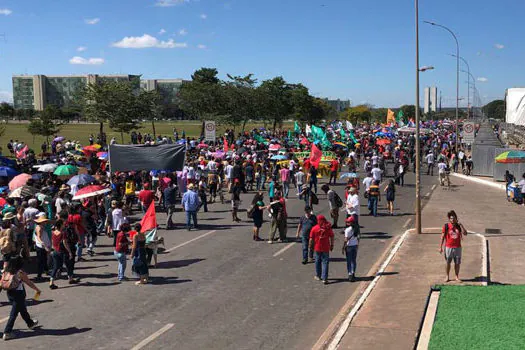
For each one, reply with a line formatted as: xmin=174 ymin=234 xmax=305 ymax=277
xmin=1 ymin=256 xmax=41 ymax=340
xmin=59 ymin=211 xmax=80 ymax=285
xmin=309 ymin=215 xmax=334 ymax=285
xmin=439 ymin=210 xmax=468 ymax=282
xmin=49 ymin=219 xmax=72 ymax=290
xmin=322 ymin=184 xmax=343 ymax=228
xmin=343 ymin=216 xmax=360 ymax=282
xmin=0 ymin=213 xmax=17 ymax=271
xmin=368 ymin=180 xmax=381 ymax=217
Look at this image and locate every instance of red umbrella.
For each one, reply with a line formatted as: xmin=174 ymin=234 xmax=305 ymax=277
xmin=269 ymin=144 xmax=281 ymax=151
xmin=376 ymin=139 xmax=391 ymax=146
xmin=72 ymin=185 xmax=111 ymax=200
xmin=9 ymin=173 xmax=32 ymax=190
xmin=0 ymin=197 xmax=6 ymax=207
xmin=197 ymin=143 xmax=209 ymax=148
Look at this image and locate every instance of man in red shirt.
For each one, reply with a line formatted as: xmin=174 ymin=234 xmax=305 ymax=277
xmin=309 ymin=215 xmax=334 ymax=284
xmin=138 ymin=183 xmax=155 ymax=212
xmin=439 ymin=210 xmax=467 ymax=282
xmin=329 ymin=158 xmax=339 ymax=185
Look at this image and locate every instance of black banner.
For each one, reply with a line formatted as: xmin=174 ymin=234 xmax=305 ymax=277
xmin=109 ymin=144 xmax=186 ymax=172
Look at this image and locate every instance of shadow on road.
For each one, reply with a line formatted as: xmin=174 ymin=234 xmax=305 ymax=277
xmin=155 ymin=258 xmax=205 ymax=269
xmin=149 ymin=276 xmax=192 ymax=285
xmin=14 ymin=327 xmax=92 ymax=339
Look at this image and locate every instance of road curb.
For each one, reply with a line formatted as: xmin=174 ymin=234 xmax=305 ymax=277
xmin=414 ymin=289 xmax=440 ymax=350
xmin=475 ymin=233 xmax=489 ymax=286
xmin=451 ymin=173 xmax=506 ymax=191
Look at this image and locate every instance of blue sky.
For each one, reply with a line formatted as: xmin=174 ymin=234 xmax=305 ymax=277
xmin=0 ymin=0 xmax=523 ymax=107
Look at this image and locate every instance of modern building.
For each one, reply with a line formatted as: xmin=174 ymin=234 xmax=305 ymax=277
xmin=140 ymin=79 xmax=186 ymax=105
xmin=424 ymin=86 xmax=438 ymax=114
xmin=12 ymin=74 xmax=141 ymax=111
xmin=324 ymin=98 xmax=351 ymax=112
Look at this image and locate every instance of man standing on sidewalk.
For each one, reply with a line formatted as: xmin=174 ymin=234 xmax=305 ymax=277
xmin=439 ymin=210 xmax=468 ymax=282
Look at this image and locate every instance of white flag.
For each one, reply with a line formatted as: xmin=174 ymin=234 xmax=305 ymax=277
xmin=346 ymin=120 xmax=353 ymax=130
xmin=305 ymin=124 xmax=312 ymax=135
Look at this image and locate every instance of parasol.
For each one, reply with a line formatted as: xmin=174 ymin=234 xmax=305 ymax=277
xmin=340 ymin=172 xmax=358 ymax=179
xmin=72 ymin=185 xmax=111 ymax=200
xmin=9 ymin=173 xmax=32 ymax=190
xmin=495 ymin=150 xmax=525 ymax=164
xmin=270 ymin=155 xmax=287 ymax=161
xmin=9 ymin=185 xmax=37 ymax=198
xmin=0 ymin=166 xmax=19 ymax=178
xmin=376 ymin=139 xmax=392 ymax=146
xmin=268 ymin=144 xmax=280 ymax=151
xmin=33 ymin=163 xmax=58 ymax=173
xmin=53 ymin=136 xmax=65 ymax=142
xmin=67 ymin=174 xmax=96 ymax=186
xmin=54 ymin=164 xmax=79 ymax=176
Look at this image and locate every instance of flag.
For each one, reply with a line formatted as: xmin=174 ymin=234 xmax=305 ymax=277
xmin=340 ymin=128 xmax=346 ymax=137
xmin=386 ymin=109 xmax=396 ymax=124
xmin=294 ymin=121 xmax=301 ymax=134
xmin=396 ymin=110 xmax=404 ymax=122
xmin=16 ymin=145 xmax=29 ymax=159
xmin=288 ymin=130 xmax=292 ymax=139
xmin=311 ymin=125 xmax=331 ymax=149
xmin=349 ymin=130 xmax=358 ymax=143
xmin=309 ymin=143 xmax=322 ymax=169
xmin=223 ymin=139 xmax=229 ymax=152
xmin=305 ymin=124 xmax=312 ymax=136
xmin=346 ymin=120 xmax=353 ymax=130
xmin=141 ymin=202 xmax=158 ymax=243
xmin=254 ymin=134 xmax=267 ymax=145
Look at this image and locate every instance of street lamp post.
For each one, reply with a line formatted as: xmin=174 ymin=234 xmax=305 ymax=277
xmin=425 ymin=21 xmax=460 ymax=154
xmin=451 ymin=54 xmax=470 ymax=118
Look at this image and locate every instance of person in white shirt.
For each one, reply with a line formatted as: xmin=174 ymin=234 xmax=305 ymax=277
xmin=225 ymin=162 xmax=234 ymax=189
xmin=207 ymin=159 xmax=217 ymax=172
xmin=343 ymin=216 xmax=359 ymax=282
xmin=518 ymin=173 xmax=525 ymax=205
xmin=437 ymin=160 xmax=448 ymax=186
xmin=425 ymin=151 xmax=435 ymax=176
xmin=362 ymin=173 xmax=373 ymax=193
xmin=371 ymin=154 xmax=379 ymax=166
xmin=371 ymin=165 xmax=383 ymax=183
xmin=346 ymin=187 xmax=360 ymax=224
xmin=295 ymin=168 xmax=306 ymax=199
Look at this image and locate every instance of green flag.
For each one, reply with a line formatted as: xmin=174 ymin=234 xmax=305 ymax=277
xmin=311 ymin=125 xmax=331 ymax=149
xmin=294 ymin=121 xmax=301 ymax=134
xmin=340 ymin=128 xmax=346 ymax=137
xmin=288 ymin=130 xmax=292 ymax=139
xmin=396 ymin=110 xmax=404 ymax=122
xmin=254 ymin=134 xmax=268 ymax=145
xmin=349 ymin=130 xmax=358 ymax=144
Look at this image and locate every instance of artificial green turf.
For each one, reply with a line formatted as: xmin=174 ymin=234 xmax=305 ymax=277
xmin=429 ymin=285 xmax=525 ymax=350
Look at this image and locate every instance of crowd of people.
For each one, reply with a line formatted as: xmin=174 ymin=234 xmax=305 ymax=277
xmin=0 ymin=118 xmax=472 ymax=339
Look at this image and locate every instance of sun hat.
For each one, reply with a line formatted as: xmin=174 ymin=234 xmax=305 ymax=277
xmin=3 ymin=212 xmax=15 ymax=221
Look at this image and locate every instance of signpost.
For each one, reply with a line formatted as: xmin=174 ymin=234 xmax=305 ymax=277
xmin=204 ymin=121 xmax=216 ymax=142
xmin=463 ymin=122 xmax=475 ymax=144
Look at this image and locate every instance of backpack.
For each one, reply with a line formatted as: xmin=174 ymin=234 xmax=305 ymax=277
xmin=311 ymin=192 xmax=319 ymax=205
xmin=247 ymin=205 xmax=255 ymax=219
xmin=64 ymin=222 xmax=78 ymax=247
xmin=0 ymin=229 xmax=14 ymax=255
xmin=0 ymin=271 xmax=20 ymax=291
xmin=334 ymin=192 xmax=344 ymax=208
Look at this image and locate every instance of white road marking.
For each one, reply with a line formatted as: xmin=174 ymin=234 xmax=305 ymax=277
xmin=425 ymin=192 xmax=430 ymax=197
xmin=165 ymin=230 xmax=217 ymax=253
xmin=131 ymin=323 xmax=175 ymax=350
xmin=273 ymin=242 xmax=296 ymax=257
xmin=327 ymin=229 xmax=411 ymax=350
xmin=403 ymin=218 xmax=412 ymax=228
xmin=431 ymin=184 xmax=437 ymax=191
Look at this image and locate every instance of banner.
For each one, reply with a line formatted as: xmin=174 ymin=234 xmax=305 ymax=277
xmin=294 ymin=151 xmax=337 ymax=161
xmin=387 ymin=109 xmax=396 ymax=124
xmin=309 ymin=143 xmax=322 ymax=169
xmin=204 ymin=121 xmax=216 ymax=142
xmin=109 ymin=144 xmax=186 ymax=172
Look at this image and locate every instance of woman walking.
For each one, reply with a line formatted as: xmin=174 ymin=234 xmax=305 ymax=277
xmin=2 ymin=256 xmax=41 ymax=340
xmin=33 ymin=215 xmax=52 ymax=282
xmin=343 ymin=216 xmax=360 ymax=282
xmin=130 ymin=228 xmax=149 ymax=285
xmin=114 ymin=223 xmax=131 ymax=282
xmin=250 ymin=192 xmax=266 ymax=241
xmin=384 ymin=179 xmax=396 ymax=216
xmin=49 ymin=220 xmax=73 ymax=290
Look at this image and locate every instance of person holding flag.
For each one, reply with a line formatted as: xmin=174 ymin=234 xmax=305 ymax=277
xmin=309 ymin=143 xmax=322 ymax=194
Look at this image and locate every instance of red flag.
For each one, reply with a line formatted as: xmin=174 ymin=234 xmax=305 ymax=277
xmin=16 ymin=145 xmax=29 ymax=159
xmin=140 ymin=202 xmax=157 ymax=233
xmin=223 ymin=139 xmax=229 ymax=152
xmin=309 ymin=143 xmax=322 ymax=169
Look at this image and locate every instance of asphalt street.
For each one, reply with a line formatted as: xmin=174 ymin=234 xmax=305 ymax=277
xmin=0 ymin=164 xmax=437 ymax=350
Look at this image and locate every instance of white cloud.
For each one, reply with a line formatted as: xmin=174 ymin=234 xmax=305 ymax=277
xmin=494 ymin=43 xmax=504 ymax=49
xmin=77 ymin=46 xmax=87 ymax=52
xmin=159 ymin=28 xmax=166 ymax=35
xmin=179 ymin=28 xmax=188 ymax=36
xmin=200 ymin=13 xmax=207 ymax=19
xmin=197 ymin=44 xmax=207 ymax=49
xmin=0 ymin=91 xmax=13 ymax=103
xmin=0 ymin=9 xmax=12 ymax=15
xmin=112 ymin=34 xmax=187 ymax=49
xmin=69 ymin=56 xmax=105 ymax=65
xmin=85 ymin=18 xmax=100 ymax=25
xmin=477 ymin=77 xmax=488 ymax=82
xmin=155 ymin=0 xmax=189 ymax=7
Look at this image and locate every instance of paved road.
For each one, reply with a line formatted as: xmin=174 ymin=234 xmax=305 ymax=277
xmin=0 ymin=166 xmax=437 ymax=350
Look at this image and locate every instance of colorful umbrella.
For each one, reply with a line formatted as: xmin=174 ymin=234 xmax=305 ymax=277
xmin=53 ymin=136 xmax=65 ymax=142
xmin=0 ymin=166 xmax=19 ymax=178
xmin=9 ymin=185 xmax=37 ymax=198
xmin=67 ymin=174 xmax=96 ymax=186
xmin=495 ymin=150 xmax=525 ymax=164
xmin=72 ymin=185 xmax=111 ymax=200
xmin=376 ymin=139 xmax=392 ymax=146
xmin=197 ymin=143 xmax=209 ymax=148
xmin=269 ymin=144 xmax=281 ymax=151
xmin=270 ymin=155 xmax=287 ymax=161
xmin=340 ymin=172 xmax=358 ymax=179
xmin=54 ymin=164 xmax=79 ymax=176
xmin=33 ymin=163 xmax=58 ymax=173
xmin=9 ymin=173 xmax=32 ymax=190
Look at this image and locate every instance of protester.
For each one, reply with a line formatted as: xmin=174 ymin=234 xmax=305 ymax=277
xmin=267 ymin=194 xmax=286 ymax=244
xmin=343 ymin=216 xmax=360 ymax=282
xmin=33 ymin=215 xmax=51 ymax=282
xmin=249 ymin=192 xmax=266 ymax=241
xmin=439 ymin=210 xmax=468 ymax=282
xmin=114 ymin=223 xmax=131 ymax=282
xmin=130 ymin=226 xmax=149 ymax=285
xmin=231 ymin=179 xmax=242 ymax=222
xmin=309 ymin=215 xmax=334 ymax=284
xmin=322 ymin=184 xmax=340 ymax=228
xmin=296 ymin=206 xmax=317 ymax=264
xmin=384 ymin=179 xmax=396 ymax=216
xmin=368 ymin=180 xmax=381 ymax=217
xmin=346 ymin=187 xmax=360 ymax=223
xmin=182 ymin=184 xmax=200 ymax=231
xmin=1 ymin=256 xmax=41 ymax=340
xmin=163 ymin=181 xmax=177 ymax=230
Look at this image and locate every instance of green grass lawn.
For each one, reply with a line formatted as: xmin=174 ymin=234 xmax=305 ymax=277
xmin=429 ymin=285 xmax=525 ymax=350
xmin=0 ymin=121 xmax=293 ymax=151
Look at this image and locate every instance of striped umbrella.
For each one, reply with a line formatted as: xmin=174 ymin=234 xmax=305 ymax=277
xmin=9 ymin=185 xmax=37 ymax=198
xmin=495 ymin=150 xmax=525 ymax=164
xmin=72 ymin=185 xmax=111 ymax=200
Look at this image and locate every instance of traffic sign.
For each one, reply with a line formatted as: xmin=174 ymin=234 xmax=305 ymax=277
xmin=204 ymin=121 xmax=216 ymax=142
xmin=463 ymin=122 xmax=475 ymax=143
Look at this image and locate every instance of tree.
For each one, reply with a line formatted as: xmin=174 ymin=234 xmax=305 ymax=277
xmin=482 ymin=100 xmax=505 ymax=120
xmin=222 ymin=74 xmax=259 ymax=132
xmin=259 ymin=77 xmax=293 ymax=130
xmin=81 ymin=80 xmax=141 ymax=143
xmin=136 ymin=89 xmax=163 ymax=139
xmin=399 ymin=105 xmax=416 ymax=120
xmin=342 ymin=105 xmax=372 ymax=124
xmin=27 ymin=105 xmax=62 ymax=145
xmin=0 ymin=103 xmax=14 ymax=123
xmin=179 ymin=68 xmax=224 ymax=121
xmin=370 ymin=108 xmax=388 ymax=123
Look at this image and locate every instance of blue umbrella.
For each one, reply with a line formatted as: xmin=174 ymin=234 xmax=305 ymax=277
xmin=0 ymin=156 xmax=16 ymax=167
xmin=0 ymin=166 xmax=19 ymax=178
xmin=67 ymin=174 xmax=95 ymax=186
xmin=339 ymin=172 xmax=358 ymax=179
xmin=271 ymin=155 xmax=287 ymax=161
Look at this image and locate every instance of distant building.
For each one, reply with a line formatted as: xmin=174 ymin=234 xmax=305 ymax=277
xmin=12 ymin=74 xmax=141 ymax=111
xmin=140 ymin=79 xmax=187 ymax=105
xmin=324 ymin=98 xmax=351 ymax=113
xmin=424 ymin=86 xmax=437 ymax=114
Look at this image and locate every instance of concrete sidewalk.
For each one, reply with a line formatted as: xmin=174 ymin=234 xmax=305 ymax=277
xmin=336 ymin=176 xmax=493 ymax=350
